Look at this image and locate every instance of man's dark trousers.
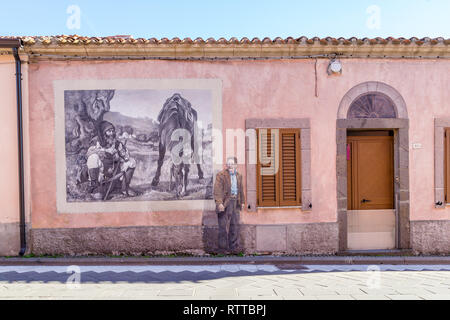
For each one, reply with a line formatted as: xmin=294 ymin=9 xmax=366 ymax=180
xmin=218 ymin=198 xmax=239 ymax=252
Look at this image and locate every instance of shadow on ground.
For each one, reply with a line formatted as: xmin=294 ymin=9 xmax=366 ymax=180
xmin=0 ymin=267 xmax=310 ymax=284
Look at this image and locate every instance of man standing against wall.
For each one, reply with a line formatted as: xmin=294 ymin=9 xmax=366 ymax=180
xmin=213 ymin=156 xmax=245 ymax=254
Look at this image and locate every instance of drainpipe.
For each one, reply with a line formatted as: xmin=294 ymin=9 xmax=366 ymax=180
xmin=0 ymin=39 xmax=26 ymax=256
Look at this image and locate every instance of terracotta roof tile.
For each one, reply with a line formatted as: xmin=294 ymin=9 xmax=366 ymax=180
xmin=181 ymin=37 xmax=193 ymax=44
xmin=1 ymin=35 xmax=448 ymax=59
xmin=285 ymin=37 xmax=296 ymax=44
xmin=1 ymin=35 xmax=448 ymax=47
xmin=193 ymin=37 xmax=205 ymax=44
xmin=273 ymin=37 xmax=284 ymax=44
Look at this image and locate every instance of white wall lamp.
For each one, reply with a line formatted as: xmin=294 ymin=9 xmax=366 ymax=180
xmin=327 ymin=58 xmax=342 ymax=75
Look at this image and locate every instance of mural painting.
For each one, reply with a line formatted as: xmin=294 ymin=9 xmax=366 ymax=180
xmin=63 ymin=89 xmax=213 ymax=203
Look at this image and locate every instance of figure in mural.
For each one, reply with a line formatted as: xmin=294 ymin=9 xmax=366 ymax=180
xmin=79 ymin=120 xmax=138 ymax=199
xmin=213 ymin=157 xmax=245 ymax=254
xmin=151 ymin=93 xmax=204 ymax=198
xmin=65 ymin=90 xmax=115 ymax=155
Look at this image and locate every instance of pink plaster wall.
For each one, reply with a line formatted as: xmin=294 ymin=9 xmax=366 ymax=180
xmin=27 ymin=58 xmax=450 ymax=229
xmin=0 ymin=56 xmax=20 ymax=225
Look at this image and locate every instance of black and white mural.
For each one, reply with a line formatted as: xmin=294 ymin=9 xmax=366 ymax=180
xmin=64 ymin=89 xmax=213 ymax=202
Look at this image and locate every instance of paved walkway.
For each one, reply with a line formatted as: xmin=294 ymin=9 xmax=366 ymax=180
xmin=0 ymin=264 xmax=449 ymax=300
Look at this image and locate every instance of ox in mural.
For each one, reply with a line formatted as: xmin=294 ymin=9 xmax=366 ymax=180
xmin=151 ymin=93 xmax=205 ymax=198
xmin=64 ymin=89 xmax=213 ymax=202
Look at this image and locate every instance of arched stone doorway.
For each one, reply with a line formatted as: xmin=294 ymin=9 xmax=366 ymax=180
xmin=336 ymin=81 xmax=410 ymax=251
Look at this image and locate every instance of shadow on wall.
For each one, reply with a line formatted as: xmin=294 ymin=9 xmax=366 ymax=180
xmin=202 ymin=210 xmax=255 ymax=254
xmin=202 ymin=210 xmax=220 ymax=254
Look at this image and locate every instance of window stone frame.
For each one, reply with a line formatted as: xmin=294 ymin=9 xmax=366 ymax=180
xmin=245 ymin=118 xmax=312 ymax=212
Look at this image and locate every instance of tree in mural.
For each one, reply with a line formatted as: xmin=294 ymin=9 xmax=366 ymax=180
xmin=64 ymin=90 xmax=116 ymax=154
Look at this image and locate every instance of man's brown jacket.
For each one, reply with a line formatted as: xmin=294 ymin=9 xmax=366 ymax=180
xmin=213 ymin=169 xmax=245 ymax=212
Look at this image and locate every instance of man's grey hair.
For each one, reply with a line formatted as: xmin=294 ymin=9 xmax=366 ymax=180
xmin=226 ymin=156 xmax=238 ymax=164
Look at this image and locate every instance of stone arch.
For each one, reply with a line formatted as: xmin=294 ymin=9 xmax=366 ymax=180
xmin=337 ymin=81 xmax=408 ymax=119
xmin=335 ymin=81 xmax=410 ymax=252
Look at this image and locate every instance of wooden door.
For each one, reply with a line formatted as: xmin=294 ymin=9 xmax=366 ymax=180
xmin=347 ymin=134 xmax=394 ymax=210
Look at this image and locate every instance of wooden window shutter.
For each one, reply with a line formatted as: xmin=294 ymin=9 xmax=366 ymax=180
xmin=279 ymin=129 xmax=301 ymax=206
xmin=445 ymin=128 xmax=450 ymax=203
xmin=256 ymin=128 xmax=301 ymax=207
xmin=257 ymin=129 xmax=278 ymax=206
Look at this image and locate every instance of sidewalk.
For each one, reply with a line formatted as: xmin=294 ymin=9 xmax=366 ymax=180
xmin=1 ymin=263 xmax=450 ymax=300
xmin=1 ymin=255 xmax=450 ymax=300
xmin=1 ymin=255 xmax=450 ymax=266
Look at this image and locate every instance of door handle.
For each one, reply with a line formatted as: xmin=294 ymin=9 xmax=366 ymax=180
xmin=361 ymin=199 xmax=371 ymax=203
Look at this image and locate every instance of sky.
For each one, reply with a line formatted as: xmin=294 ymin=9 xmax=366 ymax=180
xmin=0 ymin=0 xmax=449 ymax=39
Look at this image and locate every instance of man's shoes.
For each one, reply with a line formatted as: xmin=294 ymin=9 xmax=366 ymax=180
xmin=216 ymin=248 xmax=228 ymax=255
xmin=229 ymin=249 xmax=241 ymax=255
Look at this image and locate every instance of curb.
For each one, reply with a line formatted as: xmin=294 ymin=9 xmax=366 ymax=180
xmin=1 ymin=256 xmax=450 ymax=266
